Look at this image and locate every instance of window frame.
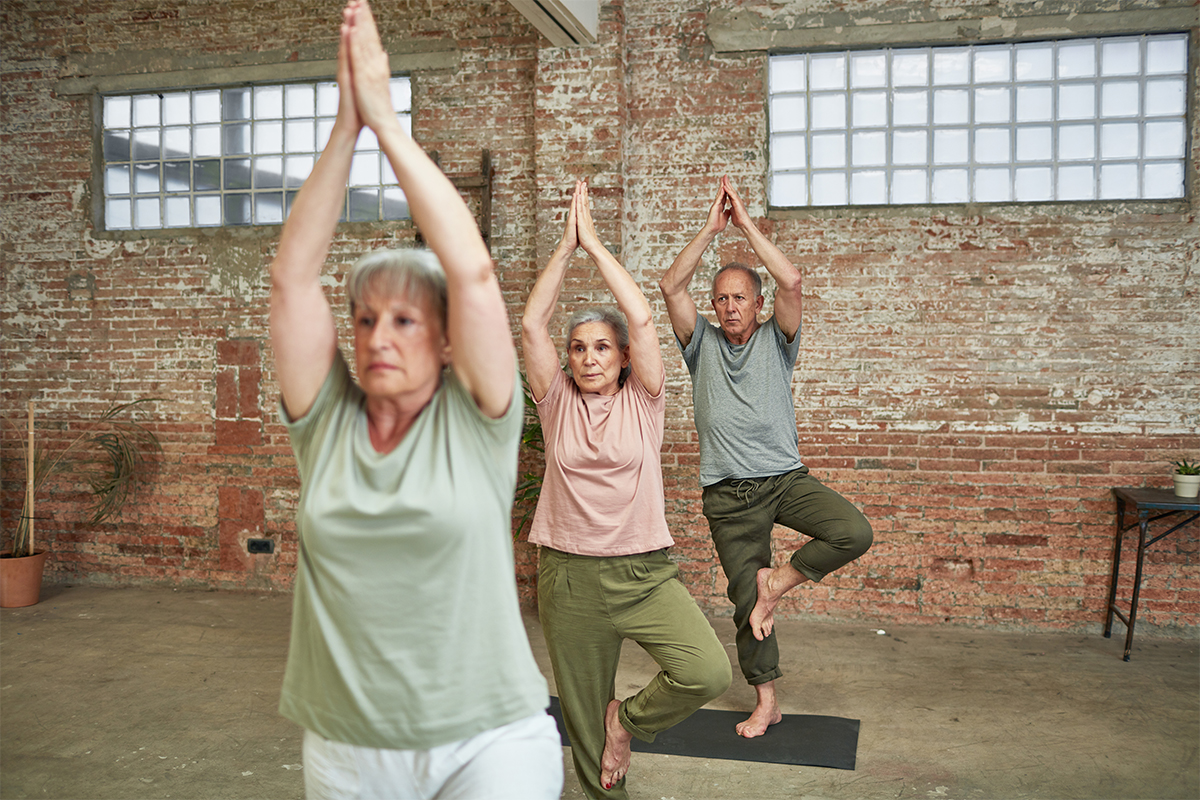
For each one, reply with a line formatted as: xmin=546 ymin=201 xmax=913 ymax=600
xmin=766 ymin=32 xmax=1192 ymax=211
xmin=64 ymin=46 xmax=460 ymax=239
xmin=95 ymin=76 xmax=413 ymax=233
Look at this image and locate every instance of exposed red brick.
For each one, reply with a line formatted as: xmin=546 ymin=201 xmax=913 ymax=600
xmin=1 ymin=0 xmax=1195 ymax=638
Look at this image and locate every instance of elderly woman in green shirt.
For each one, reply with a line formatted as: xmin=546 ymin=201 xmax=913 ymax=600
xmin=267 ymin=2 xmax=561 ymax=798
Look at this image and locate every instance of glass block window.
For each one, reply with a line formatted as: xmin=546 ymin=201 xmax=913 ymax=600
xmin=101 ymin=78 xmax=412 ymax=230
xmin=768 ymin=34 xmax=1188 ymax=207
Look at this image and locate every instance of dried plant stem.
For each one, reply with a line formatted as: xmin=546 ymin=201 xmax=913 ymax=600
xmin=27 ymin=401 xmax=35 ymax=554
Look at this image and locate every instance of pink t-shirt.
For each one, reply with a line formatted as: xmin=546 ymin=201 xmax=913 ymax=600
xmin=528 ymin=368 xmax=674 ymax=557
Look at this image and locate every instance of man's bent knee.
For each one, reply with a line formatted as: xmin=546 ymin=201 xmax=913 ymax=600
xmin=790 ymin=515 xmax=873 ymax=581
xmin=847 ymin=515 xmax=873 ymax=560
xmin=825 ymin=509 xmax=874 ymax=562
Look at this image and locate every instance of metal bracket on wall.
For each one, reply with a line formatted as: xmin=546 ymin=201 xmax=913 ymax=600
xmin=422 ymin=149 xmax=493 ymax=252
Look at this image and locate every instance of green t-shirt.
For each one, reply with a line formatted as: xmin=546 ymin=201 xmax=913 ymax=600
xmin=279 ymin=351 xmax=548 ymax=749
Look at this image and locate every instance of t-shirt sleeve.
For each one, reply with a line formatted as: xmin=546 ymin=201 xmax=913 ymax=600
xmin=622 ymin=367 xmax=666 ymax=448
xmin=770 ymin=315 xmax=802 ymax=364
xmin=446 ymin=356 xmax=524 ymax=446
xmin=533 ymin=367 xmax=567 ymax=419
xmin=281 ymin=350 xmax=353 ymax=480
xmin=627 ymin=362 xmax=665 ymax=401
xmin=623 ymin=366 xmax=665 ymax=407
xmin=679 ymin=310 xmax=708 ymax=372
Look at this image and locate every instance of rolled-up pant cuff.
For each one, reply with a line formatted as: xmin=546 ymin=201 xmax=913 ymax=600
xmin=618 ymin=701 xmax=656 ymax=744
xmin=746 ymin=667 xmax=782 ymax=686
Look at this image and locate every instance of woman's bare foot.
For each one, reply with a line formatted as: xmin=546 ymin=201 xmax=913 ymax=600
xmin=600 ymin=699 xmax=633 ymax=790
xmin=735 ymin=681 xmax=783 ymax=738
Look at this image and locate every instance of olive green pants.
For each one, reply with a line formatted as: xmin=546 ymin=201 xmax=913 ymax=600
xmin=537 ymin=547 xmax=732 ymax=800
xmin=703 ymin=467 xmax=873 ymax=685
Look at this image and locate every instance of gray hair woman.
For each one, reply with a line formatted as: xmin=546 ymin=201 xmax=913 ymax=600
xmin=521 ymin=180 xmax=731 ymax=798
xmin=564 ymin=306 xmax=631 ymax=387
xmin=346 ymin=248 xmax=448 ymax=325
xmin=266 ymin=3 xmax=561 ymax=798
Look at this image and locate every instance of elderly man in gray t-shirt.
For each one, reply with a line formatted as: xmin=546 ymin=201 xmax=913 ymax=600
xmin=659 ymin=176 xmax=873 ymax=739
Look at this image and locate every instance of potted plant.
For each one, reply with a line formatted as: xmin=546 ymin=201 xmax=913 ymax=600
xmin=1171 ymin=457 xmax=1200 ymax=499
xmin=1 ymin=399 xmax=161 ymax=607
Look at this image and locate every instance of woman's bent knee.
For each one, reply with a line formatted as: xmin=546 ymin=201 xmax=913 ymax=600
xmin=707 ymin=658 xmax=733 ymax=700
xmin=683 ymin=649 xmax=732 ymax=702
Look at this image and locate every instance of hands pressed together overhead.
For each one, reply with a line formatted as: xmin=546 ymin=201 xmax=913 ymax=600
xmin=336 ymin=0 xmax=396 ymax=136
xmin=523 ymin=176 xmax=662 ymax=401
xmin=704 ymin=174 xmax=754 ymax=236
xmin=557 ymin=179 xmax=604 ymax=257
xmin=330 ymin=0 xmax=426 ymax=148
xmin=270 ymin=0 xmax=513 ymax=423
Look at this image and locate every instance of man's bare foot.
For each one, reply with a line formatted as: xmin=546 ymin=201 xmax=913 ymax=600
xmin=748 ymin=568 xmax=780 ymax=641
xmin=600 ymin=699 xmax=633 ymax=790
xmin=749 ymin=563 xmax=809 ymax=641
xmin=736 ymin=682 xmax=783 ymax=738
xmin=735 ymin=702 xmax=783 ymax=738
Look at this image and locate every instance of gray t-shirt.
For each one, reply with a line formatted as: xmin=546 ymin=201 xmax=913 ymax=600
xmin=679 ymin=313 xmax=805 ymax=486
xmin=279 ymin=351 xmax=548 ymax=749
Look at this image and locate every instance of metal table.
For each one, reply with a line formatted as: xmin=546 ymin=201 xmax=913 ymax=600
xmin=1104 ymin=487 xmax=1200 ymax=661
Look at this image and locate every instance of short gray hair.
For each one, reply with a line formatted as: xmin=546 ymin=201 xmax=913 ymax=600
xmin=711 ymin=262 xmax=763 ymax=298
xmin=565 ymin=305 xmax=632 ymax=387
xmin=346 ymin=248 xmax=448 ymax=329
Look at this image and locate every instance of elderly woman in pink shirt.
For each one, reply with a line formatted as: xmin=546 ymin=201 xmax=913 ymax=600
xmin=521 ymin=180 xmax=731 ymax=799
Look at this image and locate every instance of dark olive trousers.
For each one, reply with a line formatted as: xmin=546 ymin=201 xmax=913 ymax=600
xmin=702 ymin=467 xmax=873 ymax=684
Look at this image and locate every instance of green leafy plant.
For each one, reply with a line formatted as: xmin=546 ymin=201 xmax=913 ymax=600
xmin=512 ymin=374 xmax=544 ymax=541
xmin=4 ymin=399 xmax=162 ymax=559
xmin=1170 ymin=457 xmax=1200 ymax=476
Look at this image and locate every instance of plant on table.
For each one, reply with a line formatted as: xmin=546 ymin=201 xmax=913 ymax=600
xmin=1168 ymin=456 xmax=1200 ymax=499
xmin=1169 ymin=457 xmax=1200 ymax=475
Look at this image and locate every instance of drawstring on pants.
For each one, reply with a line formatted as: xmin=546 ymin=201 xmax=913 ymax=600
xmin=731 ymin=478 xmax=760 ymax=507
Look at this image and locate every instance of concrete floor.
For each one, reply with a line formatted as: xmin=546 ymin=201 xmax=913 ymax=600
xmin=1 ymin=584 xmax=1196 ymax=800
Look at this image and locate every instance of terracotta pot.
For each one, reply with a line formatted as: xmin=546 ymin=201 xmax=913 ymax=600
xmin=0 ymin=551 xmax=49 ymax=608
xmin=1174 ymin=474 xmax=1200 ymax=499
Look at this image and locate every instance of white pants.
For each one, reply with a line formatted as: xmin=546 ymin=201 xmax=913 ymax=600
xmin=302 ymin=712 xmax=564 ymax=800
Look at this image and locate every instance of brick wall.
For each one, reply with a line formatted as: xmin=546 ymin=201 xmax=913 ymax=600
xmin=2 ymin=0 xmax=1197 ymax=636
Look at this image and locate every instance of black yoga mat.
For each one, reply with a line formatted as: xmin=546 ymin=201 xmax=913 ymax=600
xmin=548 ymin=696 xmax=860 ymax=771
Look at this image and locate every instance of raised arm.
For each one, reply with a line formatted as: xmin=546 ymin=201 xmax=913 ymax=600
xmin=346 ymin=0 xmax=514 ymax=417
xmin=658 ymin=179 xmax=730 ymax=348
xmin=520 ymin=182 xmax=579 ymax=402
xmin=575 ymin=181 xmax=663 ymax=395
xmin=267 ymin=14 xmax=361 ymax=421
xmin=723 ymin=176 xmax=802 ymax=341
